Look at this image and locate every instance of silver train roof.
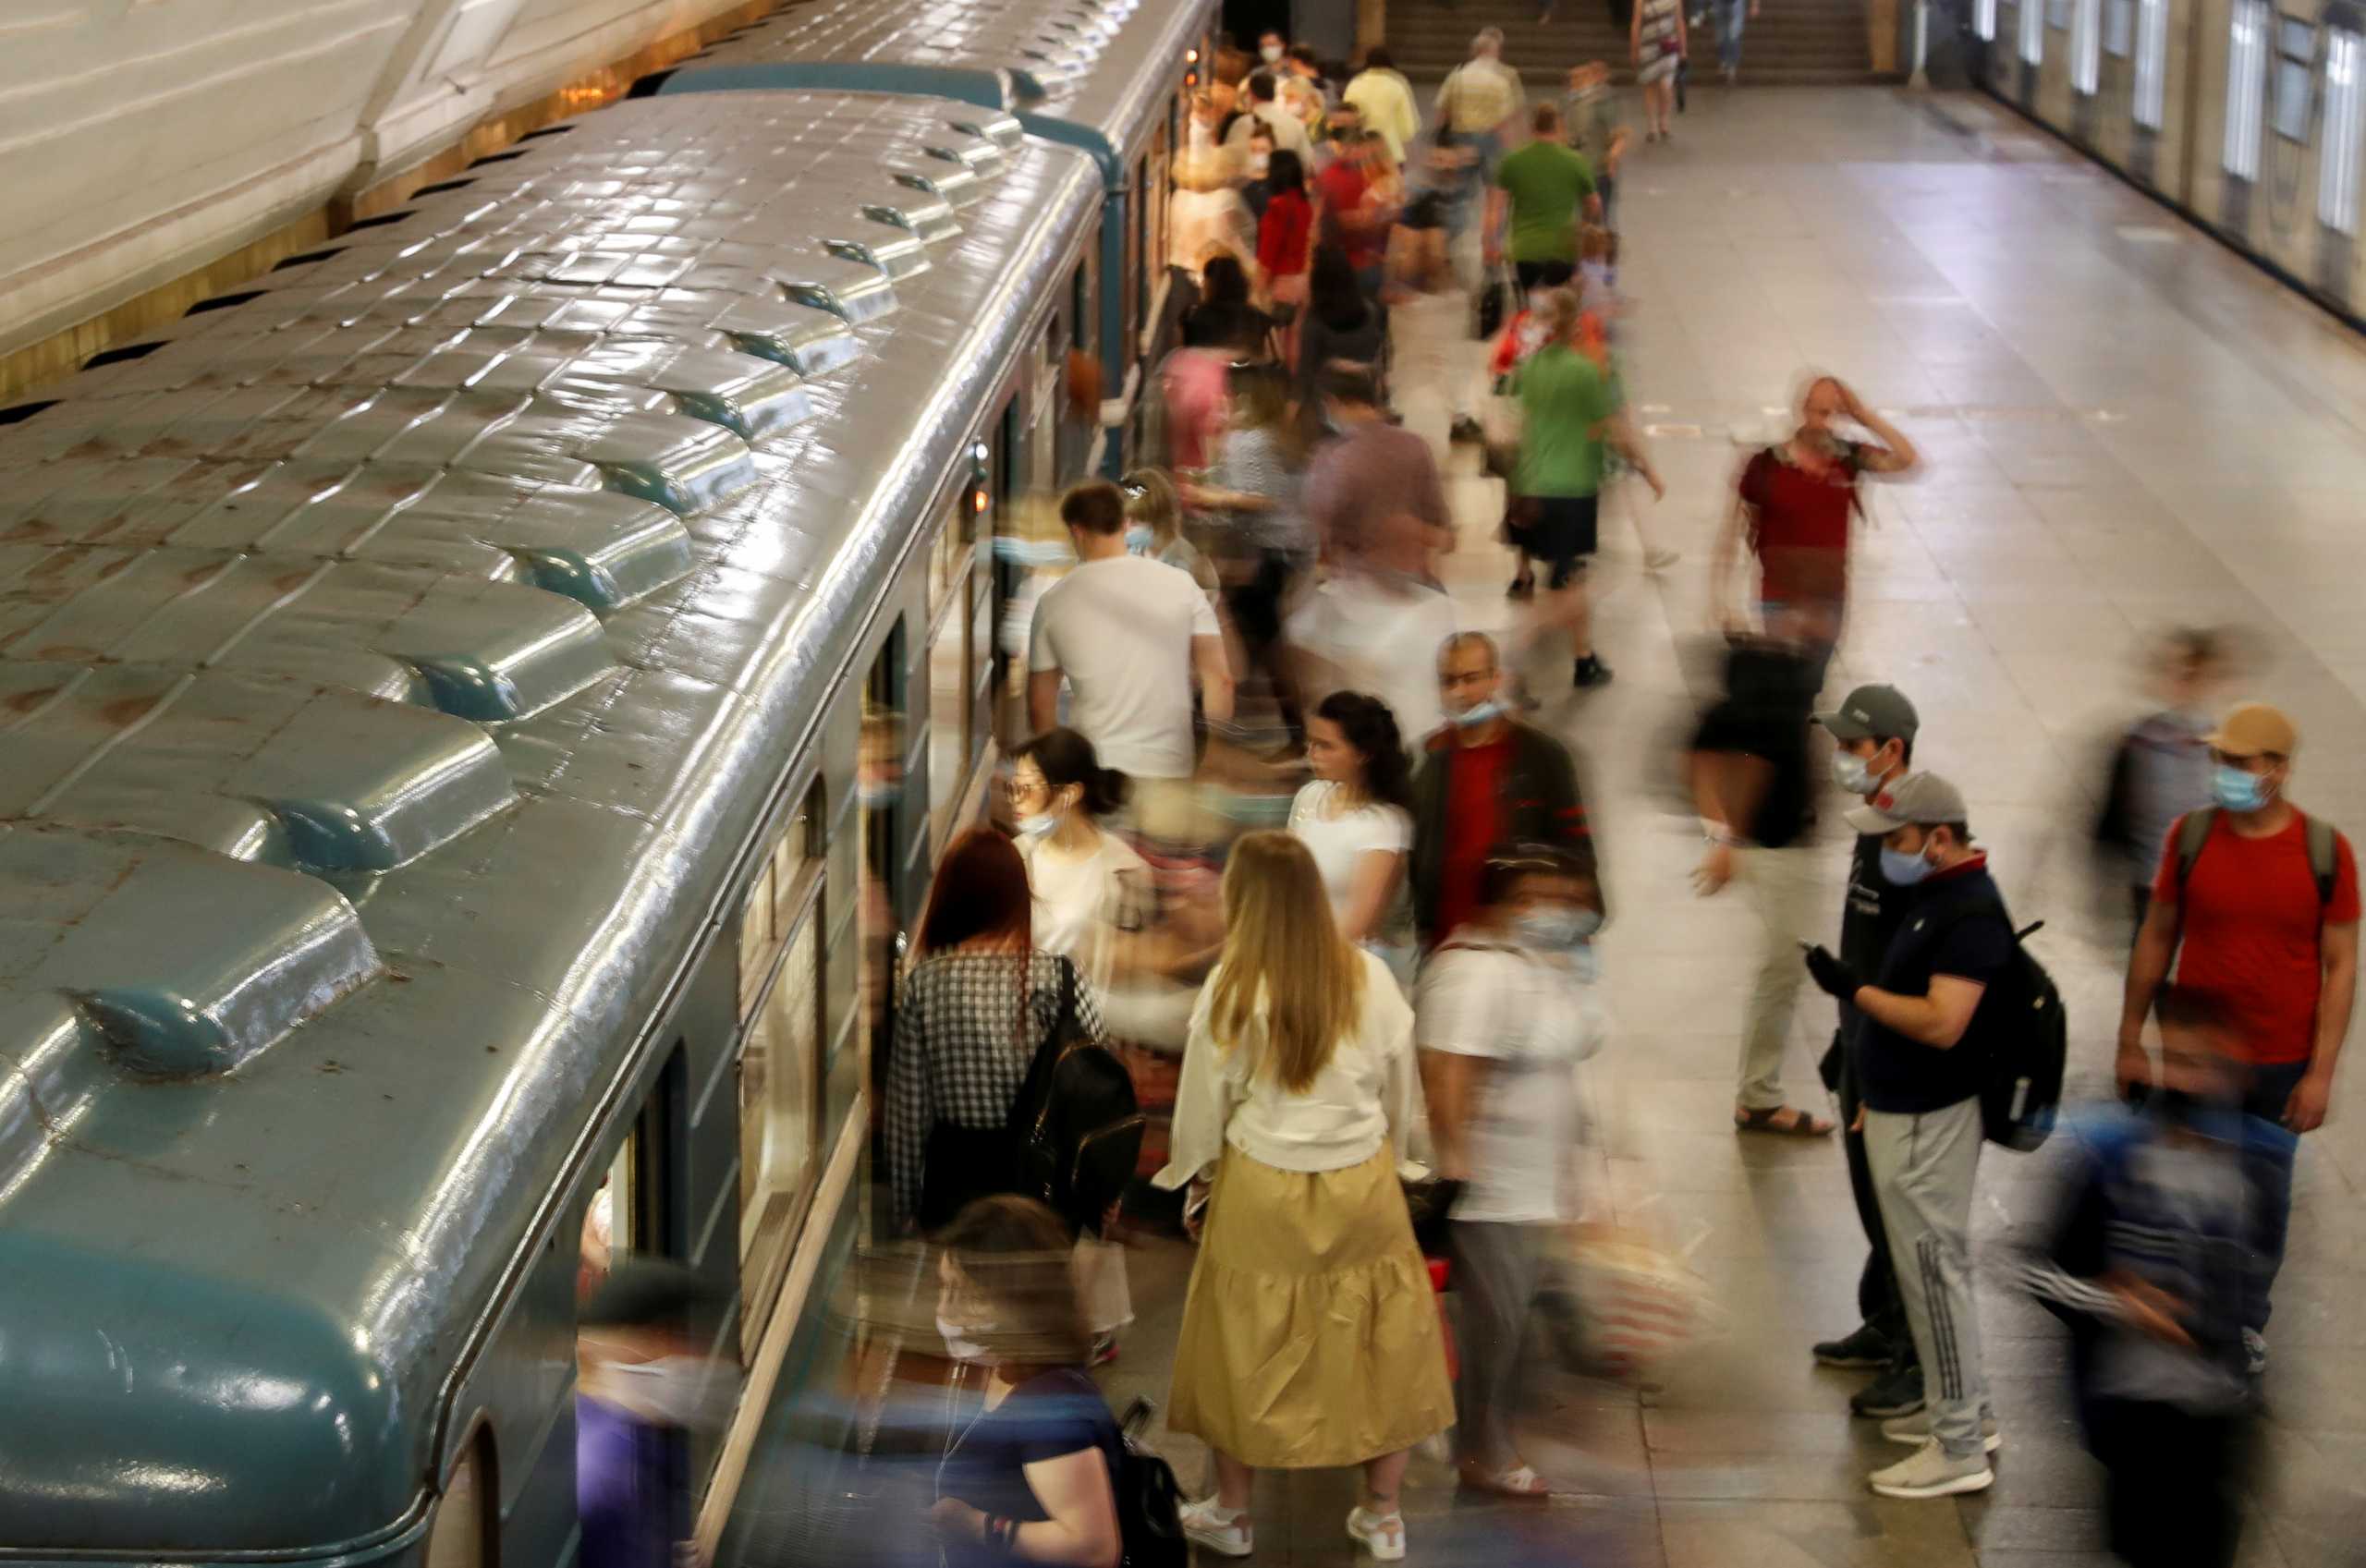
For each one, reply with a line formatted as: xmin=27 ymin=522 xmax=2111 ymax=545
xmin=0 ymin=91 xmax=1100 ymax=1552
xmin=665 ymin=0 xmax=1206 ymax=180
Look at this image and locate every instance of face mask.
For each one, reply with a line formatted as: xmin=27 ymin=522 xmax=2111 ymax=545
xmin=1250 ymin=152 xmax=1271 ymax=176
xmin=1570 ymin=909 xmax=1604 ymax=941
xmin=1880 ymin=845 xmax=1935 ymax=887
xmin=1016 ymin=811 xmax=1059 ymax=839
xmin=1567 ymin=945 xmax=1601 ymax=985
xmin=1125 ymin=524 xmax=1154 ymax=553
xmin=2212 ymin=763 xmax=2273 ymax=812
xmin=1451 ymin=697 xmax=1505 ymax=728
xmin=1262 ymin=44 xmax=1285 ymax=62
xmin=1831 ymin=751 xmax=1876 ymax=796
xmin=1512 ymin=908 xmax=1584 ymax=949
xmin=936 ymin=1313 xmax=995 ymax=1365
xmin=595 ymin=1356 xmax=738 ymax=1430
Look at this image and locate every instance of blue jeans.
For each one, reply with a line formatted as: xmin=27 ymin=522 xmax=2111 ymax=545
xmin=2240 ymin=1060 xmax=2309 ymax=1334
xmin=1719 ymin=0 xmax=1749 ymax=69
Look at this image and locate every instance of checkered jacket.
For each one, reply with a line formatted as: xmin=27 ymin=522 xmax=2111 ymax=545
xmin=884 ymin=950 xmax=1106 ymax=1230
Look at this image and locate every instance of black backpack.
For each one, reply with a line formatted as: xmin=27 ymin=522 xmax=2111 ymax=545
xmin=1007 ymin=961 xmax=1144 ymax=1235
xmin=1113 ymin=1397 xmax=1188 ymax=1568
xmin=1949 ymin=906 xmax=2067 ymax=1151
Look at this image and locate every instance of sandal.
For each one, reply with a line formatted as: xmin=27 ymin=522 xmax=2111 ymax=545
xmin=1458 ymin=1461 xmax=1552 ymax=1500
xmin=1735 ymin=1104 xmax=1836 ymax=1137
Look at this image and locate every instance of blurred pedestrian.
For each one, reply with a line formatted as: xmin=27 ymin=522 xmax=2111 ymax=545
xmin=929 ymin=1197 xmax=1124 ymax=1568
xmin=1803 ymin=774 xmax=2014 ymax=1499
xmin=1300 ymin=363 xmax=1448 ymax=579
xmin=1186 ymin=361 xmax=1311 ymax=744
xmin=2094 ymin=627 xmax=2229 ymax=935
xmin=1436 ymin=30 xmax=1527 ymax=170
xmin=1029 ymin=480 xmax=1233 ymax=783
xmin=1411 ymin=633 xmax=1596 ymax=948
xmin=1226 ymin=72 xmax=1312 ymax=162
xmin=1296 ymin=247 xmax=1387 ymax=409
xmin=577 ymin=1260 xmax=736 ymax=1568
xmin=1280 ymin=43 xmax=1333 ymax=128
xmin=1419 ymin=842 xmax=1606 ymax=1498
xmin=1631 ymin=0 xmax=1687 ymax=140
xmin=1252 ymin=149 xmax=1313 ymax=333
xmin=1711 ymin=375 xmax=1920 ymax=691
xmin=1238 ymin=121 xmax=1279 ymax=222
xmin=886 ymin=830 xmax=1108 ymax=1234
xmin=1257 ymin=28 xmax=1287 ymax=68
xmin=1011 ymin=730 xmax=1150 ymax=1000
xmin=1313 ymin=131 xmax=1390 ymax=299
xmin=1507 ymin=286 xmax=1665 ymax=688
xmin=1121 ymin=468 xmax=1220 ymax=599
xmin=1287 ymin=563 xmax=1459 ymax=753
xmin=1181 ymin=256 xmax=1272 ymax=353
xmin=2016 ymin=987 xmax=2270 ymax=1568
xmin=1290 ymin=690 xmax=1417 ymax=974
xmin=1385 ymin=140 xmax=1482 ymax=452
xmin=1691 ymin=633 xmax=1834 ymax=1136
xmin=2116 ymin=701 xmax=2358 ymax=1373
xmin=1807 ymin=684 xmax=1929 ymax=1419
xmin=1486 ymin=104 xmax=1599 ymax=294
xmin=1561 ymin=62 xmax=1632 ymax=227
xmin=1156 ymin=832 xmax=1451 ymax=1562
xmin=1343 ymin=48 xmax=1421 ymax=164
xmin=1717 ymin=0 xmax=1761 ymax=80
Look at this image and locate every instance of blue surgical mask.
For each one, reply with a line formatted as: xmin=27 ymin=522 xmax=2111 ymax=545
xmin=936 ymin=1313 xmax=995 ymax=1365
xmin=1016 ymin=811 xmax=1059 ymax=839
xmin=1452 ymin=698 xmax=1506 ymax=728
xmin=1567 ymin=945 xmax=1601 ymax=985
xmin=1569 ymin=909 xmax=1604 ymax=941
xmin=1880 ymin=845 xmax=1934 ymax=886
xmin=2212 ymin=763 xmax=2273 ymax=813
xmin=1125 ymin=524 xmax=1155 ymax=554
xmin=1513 ymin=908 xmax=1583 ymax=949
xmin=1831 ymin=751 xmax=1876 ymax=795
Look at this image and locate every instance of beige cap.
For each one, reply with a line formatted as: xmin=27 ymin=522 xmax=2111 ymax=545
xmin=2204 ymin=701 xmax=2298 ymax=759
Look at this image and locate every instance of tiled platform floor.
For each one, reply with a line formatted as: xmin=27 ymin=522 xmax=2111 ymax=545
xmin=1100 ymin=84 xmax=2366 ymax=1568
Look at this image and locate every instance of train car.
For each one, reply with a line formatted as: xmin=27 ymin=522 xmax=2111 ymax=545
xmin=641 ymin=0 xmax=1222 ymax=478
xmin=0 ymin=88 xmax=1104 ymax=1568
xmin=1981 ymin=0 xmax=2366 ymax=319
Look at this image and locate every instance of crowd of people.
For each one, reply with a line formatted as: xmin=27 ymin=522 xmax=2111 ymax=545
xmin=575 ymin=31 xmax=2360 ymax=1568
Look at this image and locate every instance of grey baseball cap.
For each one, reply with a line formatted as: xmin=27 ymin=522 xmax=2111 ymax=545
xmin=1845 ymin=772 xmax=1969 ymax=835
xmin=1813 ymin=685 xmax=1921 ymax=745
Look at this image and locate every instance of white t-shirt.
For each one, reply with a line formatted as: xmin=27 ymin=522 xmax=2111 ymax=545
xmin=1287 ymin=780 xmax=1411 ymax=931
xmin=1285 ymin=574 xmax=1458 ymax=750
xmin=1415 ymin=940 xmax=1605 ymax=1224
xmin=1029 ymin=554 xmax=1220 ymax=779
xmin=1018 ymin=829 xmax=1149 ymax=1000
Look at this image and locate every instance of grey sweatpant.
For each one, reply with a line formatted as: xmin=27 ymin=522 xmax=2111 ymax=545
xmin=1863 ymin=1098 xmax=1993 ymax=1459
xmin=1449 ymin=1220 xmax=1547 ymax=1469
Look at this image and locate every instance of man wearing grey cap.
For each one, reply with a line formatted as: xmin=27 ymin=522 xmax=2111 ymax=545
xmin=1804 ymin=773 xmax=2014 ymax=1499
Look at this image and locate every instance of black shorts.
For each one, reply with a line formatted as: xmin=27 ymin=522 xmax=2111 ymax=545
xmin=1516 ymin=259 xmax=1577 ymax=292
xmin=1512 ymin=494 xmax=1599 ymax=586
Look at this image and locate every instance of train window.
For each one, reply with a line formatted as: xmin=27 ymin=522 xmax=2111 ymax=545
xmin=738 ymin=786 xmax=823 ymax=1348
xmin=1125 ymin=162 xmax=1144 ymax=359
xmin=2019 ymin=0 xmax=2044 ymax=65
xmin=2136 ymin=0 xmax=2170 ymax=125
xmin=2321 ymin=28 xmax=2364 ymax=231
xmin=2105 ymin=0 xmax=2132 ymax=56
xmin=1976 ymin=0 xmax=1997 ymax=41
xmin=423 ymin=1434 xmax=492 ymax=1568
xmin=926 ymin=494 xmax=976 ymax=858
xmin=1070 ymin=261 xmax=1093 ymax=358
xmin=2226 ymin=0 xmax=2271 ymax=176
xmin=2047 ymin=0 xmax=2069 ymax=32
xmin=2073 ymin=0 xmax=2102 ymax=91
xmin=2273 ymin=18 xmax=2317 ymax=141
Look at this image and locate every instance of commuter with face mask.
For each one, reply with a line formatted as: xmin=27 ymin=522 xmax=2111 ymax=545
xmin=1419 ymin=843 xmax=1607 ymax=1499
xmin=2116 ymin=701 xmax=2359 ymax=1374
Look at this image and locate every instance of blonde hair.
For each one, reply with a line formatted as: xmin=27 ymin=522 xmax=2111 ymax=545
xmin=1208 ymin=832 xmax=1364 ymax=1093
xmin=1538 ymin=286 xmax=1583 ymax=338
xmin=1121 ymin=467 xmax=1183 ymax=548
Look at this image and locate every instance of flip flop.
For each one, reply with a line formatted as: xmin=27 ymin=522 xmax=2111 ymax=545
xmin=1735 ymin=1104 xmax=1835 ymax=1137
xmin=1458 ymin=1462 xmax=1552 ymax=1500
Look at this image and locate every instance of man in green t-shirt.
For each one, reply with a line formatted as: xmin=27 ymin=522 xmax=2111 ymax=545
xmin=1511 ymin=291 xmax=1664 ymax=688
xmin=1484 ymin=103 xmax=1601 ymax=291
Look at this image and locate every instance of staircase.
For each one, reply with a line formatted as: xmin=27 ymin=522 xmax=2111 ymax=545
xmin=1382 ymin=0 xmax=1887 ymax=86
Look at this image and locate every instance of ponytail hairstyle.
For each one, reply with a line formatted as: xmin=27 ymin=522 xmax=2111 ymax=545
xmin=1010 ymin=727 xmax=1131 ymax=821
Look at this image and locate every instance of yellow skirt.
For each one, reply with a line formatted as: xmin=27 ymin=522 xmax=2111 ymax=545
xmin=1167 ymin=1146 xmax=1455 ymax=1468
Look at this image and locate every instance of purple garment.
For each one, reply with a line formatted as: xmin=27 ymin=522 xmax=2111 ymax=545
xmin=578 ymin=1396 xmax=678 ymax=1568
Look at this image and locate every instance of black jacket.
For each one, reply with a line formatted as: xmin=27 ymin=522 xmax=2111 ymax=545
xmin=1410 ymin=720 xmax=1594 ymax=945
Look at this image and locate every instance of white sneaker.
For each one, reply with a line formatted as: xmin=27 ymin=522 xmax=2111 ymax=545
xmin=1869 ymin=1438 xmax=1994 ymax=1500
xmin=1881 ymin=1412 xmax=2001 ymax=1453
xmin=1346 ymin=1505 xmax=1407 ymax=1562
xmin=1178 ymin=1498 xmax=1254 ymax=1557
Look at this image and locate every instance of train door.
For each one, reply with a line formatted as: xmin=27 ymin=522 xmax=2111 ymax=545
xmin=2313 ymin=2 xmax=2366 ymax=294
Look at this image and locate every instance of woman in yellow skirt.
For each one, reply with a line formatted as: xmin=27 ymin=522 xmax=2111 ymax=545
xmin=1153 ymin=831 xmax=1452 ymax=1562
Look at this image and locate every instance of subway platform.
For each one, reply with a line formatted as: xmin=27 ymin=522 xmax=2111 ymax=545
xmin=1088 ymin=84 xmax=2366 ymax=1568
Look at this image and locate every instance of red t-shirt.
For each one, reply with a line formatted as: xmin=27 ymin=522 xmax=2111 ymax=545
xmin=1435 ymin=736 xmax=1512 ymax=941
xmin=2150 ymin=810 xmax=2361 ymax=1064
xmin=1257 ymin=188 xmax=1313 ymax=278
xmin=1738 ymin=444 xmax=1861 ymax=606
xmin=1314 ymin=163 xmax=1381 ymax=269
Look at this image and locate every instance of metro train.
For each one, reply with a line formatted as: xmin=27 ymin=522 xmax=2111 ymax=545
xmin=1975 ymin=0 xmax=2366 ymax=316
xmin=0 ymin=1 xmax=1210 ymax=1563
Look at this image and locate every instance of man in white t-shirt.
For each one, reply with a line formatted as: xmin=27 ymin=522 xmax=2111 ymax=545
xmin=1418 ymin=842 xmax=1605 ymax=1497
xmin=1285 ymin=569 xmax=1458 ymax=751
xmin=1029 ymin=480 xmax=1232 ymax=780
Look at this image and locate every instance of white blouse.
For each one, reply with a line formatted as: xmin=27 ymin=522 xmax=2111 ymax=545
xmin=1287 ymin=780 xmax=1411 ymax=930
xmin=1153 ymin=946 xmax=1422 ymax=1187
xmin=1017 ymin=830 xmax=1149 ymax=1000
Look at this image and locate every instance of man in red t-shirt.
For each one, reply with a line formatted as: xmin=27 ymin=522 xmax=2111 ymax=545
xmin=2116 ymin=701 xmax=2359 ymax=1366
xmin=1313 ymin=130 xmax=1387 ymax=286
xmin=1711 ymin=375 xmax=1920 ymax=687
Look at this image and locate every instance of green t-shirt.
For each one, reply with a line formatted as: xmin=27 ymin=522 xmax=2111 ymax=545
xmin=1514 ymin=345 xmax=1620 ymax=498
xmin=1490 ymin=140 xmax=1596 ymax=264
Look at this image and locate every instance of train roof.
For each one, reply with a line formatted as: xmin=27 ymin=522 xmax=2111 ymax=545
xmin=654 ymin=0 xmax=1211 ymax=181
xmin=0 ymin=91 xmax=1100 ymax=1554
